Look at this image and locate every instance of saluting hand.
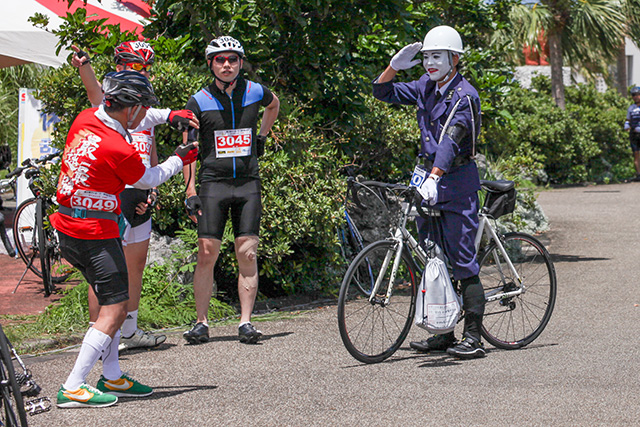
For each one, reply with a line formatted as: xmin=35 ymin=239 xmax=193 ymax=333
xmin=390 ymin=42 xmax=422 ymax=71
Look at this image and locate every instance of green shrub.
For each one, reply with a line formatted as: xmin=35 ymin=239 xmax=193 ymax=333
xmin=484 ymin=77 xmax=631 ymax=184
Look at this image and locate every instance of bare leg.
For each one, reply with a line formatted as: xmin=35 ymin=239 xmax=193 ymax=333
xmin=122 ymin=239 xmax=149 ymax=313
xmin=88 ymin=286 xmax=99 ymax=323
xmin=634 ymin=151 xmax=640 ymax=176
xmin=235 ymin=236 xmax=259 ymax=324
xmin=193 ymin=238 xmax=221 ymax=324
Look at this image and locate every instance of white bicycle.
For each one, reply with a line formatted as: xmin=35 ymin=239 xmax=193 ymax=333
xmin=337 ymin=179 xmax=557 ymax=364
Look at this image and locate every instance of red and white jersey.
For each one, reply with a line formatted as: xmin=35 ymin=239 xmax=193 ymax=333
xmin=50 ymin=107 xmax=146 ymax=240
xmin=130 ymin=128 xmax=154 ymax=168
xmin=125 ymin=127 xmax=154 ymax=190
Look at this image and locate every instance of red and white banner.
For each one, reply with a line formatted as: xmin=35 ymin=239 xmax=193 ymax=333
xmin=0 ymin=0 xmax=151 ymax=69
xmin=34 ymin=0 xmax=151 ymax=36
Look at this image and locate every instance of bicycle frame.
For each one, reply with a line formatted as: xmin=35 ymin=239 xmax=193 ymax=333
xmin=368 ymin=195 xmax=526 ymax=307
xmin=475 ymin=213 xmax=525 ymax=302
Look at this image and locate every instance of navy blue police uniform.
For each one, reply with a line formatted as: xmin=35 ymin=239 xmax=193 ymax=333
xmin=373 ymin=72 xmax=481 ymax=281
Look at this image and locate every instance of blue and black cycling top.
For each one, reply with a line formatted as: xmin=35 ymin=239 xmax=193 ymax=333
xmin=185 ymin=77 xmax=274 ymax=182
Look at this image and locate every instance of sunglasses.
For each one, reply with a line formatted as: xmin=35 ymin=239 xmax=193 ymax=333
xmin=126 ymin=62 xmax=152 ymax=72
xmin=213 ymin=55 xmax=239 ymax=64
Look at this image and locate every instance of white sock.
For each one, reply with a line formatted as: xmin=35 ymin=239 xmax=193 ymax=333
xmin=102 ymin=330 xmax=123 ymax=381
xmin=63 ymin=327 xmax=111 ymax=391
xmin=121 ymin=310 xmax=138 ymax=338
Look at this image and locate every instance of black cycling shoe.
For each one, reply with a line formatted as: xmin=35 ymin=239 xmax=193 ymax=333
xmin=183 ymin=322 xmax=209 ymax=344
xmin=409 ymin=332 xmax=456 ymax=353
xmin=238 ymin=322 xmax=262 ymax=344
xmin=446 ymin=333 xmax=486 ymax=359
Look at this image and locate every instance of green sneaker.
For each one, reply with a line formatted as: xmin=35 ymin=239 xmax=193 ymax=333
xmin=56 ymin=384 xmax=118 ymax=408
xmin=96 ymin=373 xmax=153 ymax=397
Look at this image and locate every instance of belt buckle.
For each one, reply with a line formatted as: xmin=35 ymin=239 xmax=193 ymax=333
xmin=72 ymin=208 xmax=87 ymax=219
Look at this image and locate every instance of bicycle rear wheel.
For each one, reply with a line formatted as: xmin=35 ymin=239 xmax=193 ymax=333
xmin=36 ymin=199 xmax=54 ymax=297
xmin=13 ymin=198 xmax=38 ymax=275
xmin=0 ymin=326 xmax=28 ymax=426
xmin=337 ymin=240 xmax=417 ymax=363
xmin=13 ymin=198 xmax=72 ymax=284
xmin=478 ymin=232 xmax=557 ymax=349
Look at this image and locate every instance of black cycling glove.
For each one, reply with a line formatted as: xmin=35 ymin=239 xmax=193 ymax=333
xmin=185 ymin=195 xmax=202 ymax=216
xmin=256 ymin=135 xmax=267 ymax=157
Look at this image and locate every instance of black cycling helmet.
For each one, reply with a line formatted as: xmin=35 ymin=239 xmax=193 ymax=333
xmin=632 ymin=86 xmax=640 ymax=96
xmin=102 ymin=70 xmax=159 ymax=107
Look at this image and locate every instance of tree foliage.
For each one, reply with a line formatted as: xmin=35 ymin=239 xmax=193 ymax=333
xmin=28 ymin=0 xmax=521 ymax=297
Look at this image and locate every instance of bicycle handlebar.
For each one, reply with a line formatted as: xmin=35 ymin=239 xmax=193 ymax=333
xmin=6 ymin=152 xmax=60 ymax=179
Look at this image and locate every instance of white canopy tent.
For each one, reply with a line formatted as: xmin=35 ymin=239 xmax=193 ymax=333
xmin=0 ymin=0 xmax=150 ymax=69
xmin=0 ymin=0 xmax=70 ymax=68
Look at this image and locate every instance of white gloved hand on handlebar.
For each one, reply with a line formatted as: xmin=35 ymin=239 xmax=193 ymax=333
xmin=390 ymin=42 xmax=422 ymax=71
xmin=423 ymin=175 xmax=439 ymax=206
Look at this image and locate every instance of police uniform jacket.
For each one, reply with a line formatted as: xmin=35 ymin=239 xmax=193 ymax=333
xmin=373 ymin=72 xmax=481 ymax=203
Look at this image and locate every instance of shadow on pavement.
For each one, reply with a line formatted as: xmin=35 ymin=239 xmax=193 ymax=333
xmin=188 ymin=331 xmax=294 ymax=345
xmin=550 ymin=254 xmax=610 ymax=263
xmin=118 ymin=342 xmax=179 ymax=358
xmin=119 ymin=385 xmax=218 ymax=402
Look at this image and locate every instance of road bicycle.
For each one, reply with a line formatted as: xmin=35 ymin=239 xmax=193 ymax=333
xmin=337 ymin=177 xmax=403 ymax=265
xmin=0 ymin=324 xmax=51 ymax=426
xmin=10 ymin=153 xmax=73 ymax=296
xmin=337 ymin=179 xmax=557 ymax=363
xmin=0 ymin=177 xmax=17 ymax=258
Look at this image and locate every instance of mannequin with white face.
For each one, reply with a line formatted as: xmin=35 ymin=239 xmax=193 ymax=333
xmin=423 ymin=50 xmax=460 ymax=86
xmin=423 ymin=50 xmax=450 ymax=81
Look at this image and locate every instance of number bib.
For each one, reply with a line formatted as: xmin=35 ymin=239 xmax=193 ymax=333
xmin=214 ymin=128 xmax=252 ymax=158
xmin=409 ymin=165 xmax=432 ymax=201
xmin=70 ymin=190 xmax=118 ymax=212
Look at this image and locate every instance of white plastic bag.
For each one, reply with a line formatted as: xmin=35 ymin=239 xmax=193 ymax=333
xmin=414 ymin=257 xmax=461 ymax=334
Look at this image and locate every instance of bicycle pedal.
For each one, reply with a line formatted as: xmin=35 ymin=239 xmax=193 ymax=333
xmin=24 ymin=397 xmax=51 ymax=415
xmin=21 ymin=381 xmax=41 ymax=397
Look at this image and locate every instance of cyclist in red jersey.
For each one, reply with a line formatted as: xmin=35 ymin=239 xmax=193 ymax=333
xmin=71 ymin=41 xmax=197 ymax=351
xmin=53 ymin=71 xmax=198 ymax=408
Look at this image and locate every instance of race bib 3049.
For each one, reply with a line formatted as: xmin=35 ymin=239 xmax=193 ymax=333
xmin=70 ymin=190 xmax=118 ymax=212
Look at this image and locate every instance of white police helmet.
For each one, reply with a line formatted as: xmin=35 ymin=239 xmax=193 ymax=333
xmin=420 ymin=25 xmax=464 ymax=54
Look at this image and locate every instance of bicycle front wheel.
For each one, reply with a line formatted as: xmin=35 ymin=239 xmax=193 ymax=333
xmin=0 ymin=326 xmax=28 ymax=426
xmin=337 ymin=240 xmax=417 ymax=364
xmin=479 ymin=232 xmax=557 ymax=349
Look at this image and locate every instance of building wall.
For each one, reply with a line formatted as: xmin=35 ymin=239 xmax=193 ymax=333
xmin=626 ymin=37 xmax=640 ymax=88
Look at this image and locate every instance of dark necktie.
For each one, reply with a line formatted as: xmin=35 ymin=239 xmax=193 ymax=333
xmin=435 ymin=91 xmax=442 ymax=102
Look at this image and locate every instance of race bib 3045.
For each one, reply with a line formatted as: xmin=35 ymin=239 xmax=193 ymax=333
xmin=214 ymin=128 xmax=252 ymax=158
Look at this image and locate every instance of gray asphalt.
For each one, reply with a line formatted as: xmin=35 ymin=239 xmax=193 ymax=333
xmin=23 ymin=182 xmax=640 ymax=426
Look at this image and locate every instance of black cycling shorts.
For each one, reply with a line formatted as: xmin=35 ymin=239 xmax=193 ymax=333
xmin=198 ymin=179 xmax=261 ymax=240
xmin=58 ymin=231 xmax=129 ymax=306
xmin=631 ymin=132 xmax=640 ymax=152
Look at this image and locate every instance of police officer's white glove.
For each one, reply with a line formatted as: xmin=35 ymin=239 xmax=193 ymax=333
xmin=634 ymin=125 xmax=640 ymax=133
xmin=624 ymin=121 xmax=630 ymax=131
xmin=390 ymin=42 xmax=422 ymax=71
xmin=424 ymin=174 xmax=440 ymax=206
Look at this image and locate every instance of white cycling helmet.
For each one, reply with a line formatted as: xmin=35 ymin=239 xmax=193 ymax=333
xmin=205 ymin=36 xmax=245 ymax=60
xmin=420 ymin=25 xmax=464 ymax=54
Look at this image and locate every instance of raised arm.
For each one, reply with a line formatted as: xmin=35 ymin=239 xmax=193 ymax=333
xmin=71 ymin=45 xmax=103 ymax=107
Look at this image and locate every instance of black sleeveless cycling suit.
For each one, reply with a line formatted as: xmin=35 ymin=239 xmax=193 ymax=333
xmin=185 ymin=77 xmax=274 ymax=239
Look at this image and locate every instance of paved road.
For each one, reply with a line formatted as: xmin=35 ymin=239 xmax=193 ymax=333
xmin=23 ymin=183 xmax=640 ymax=426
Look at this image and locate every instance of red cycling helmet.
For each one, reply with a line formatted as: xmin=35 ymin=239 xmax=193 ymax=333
xmin=114 ymin=41 xmax=155 ymax=65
